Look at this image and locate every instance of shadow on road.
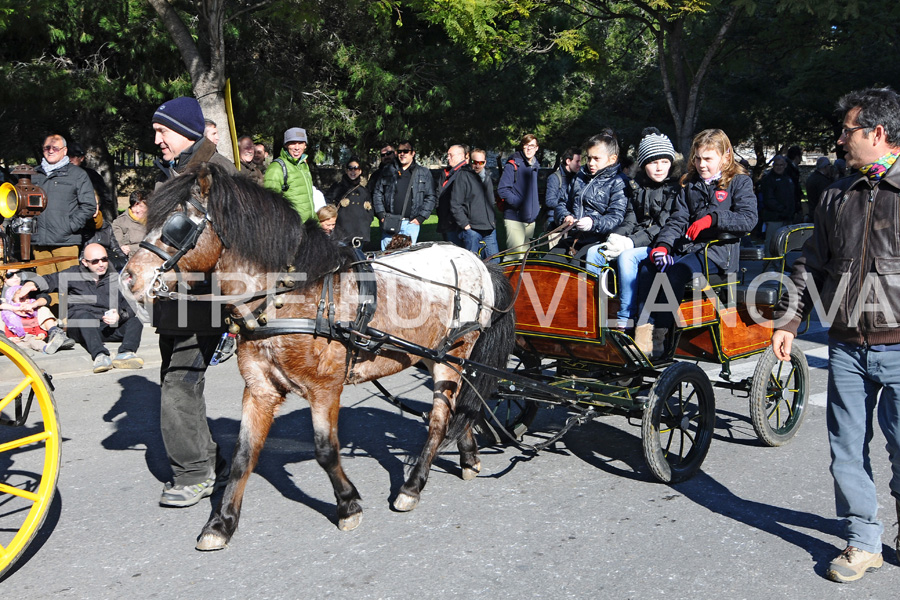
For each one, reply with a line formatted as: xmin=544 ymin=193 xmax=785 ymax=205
xmin=674 ymin=471 xmax=855 ymax=577
xmin=100 ymin=375 xmax=172 ymax=483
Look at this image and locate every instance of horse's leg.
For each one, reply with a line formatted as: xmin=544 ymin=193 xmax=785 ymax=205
xmin=393 ymin=376 xmax=456 ymax=512
xmin=457 ymin=425 xmax=481 ymax=480
xmin=308 ymin=389 xmax=363 ymax=531
xmin=196 ymin=385 xmax=280 ymax=551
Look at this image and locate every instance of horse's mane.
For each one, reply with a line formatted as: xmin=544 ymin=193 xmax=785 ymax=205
xmin=146 ymin=162 xmax=354 ymax=283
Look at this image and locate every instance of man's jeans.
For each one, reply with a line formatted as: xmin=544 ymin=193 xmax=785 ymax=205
xmin=458 ymin=228 xmax=499 ymax=262
xmin=380 ymin=219 xmax=420 ymax=250
xmin=828 ymin=341 xmax=900 ymax=553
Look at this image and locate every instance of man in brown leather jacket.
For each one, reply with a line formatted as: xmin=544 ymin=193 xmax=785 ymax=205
xmin=772 ymin=87 xmax=900 ymax=583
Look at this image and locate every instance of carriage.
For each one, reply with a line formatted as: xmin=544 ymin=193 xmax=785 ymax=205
xmin=112 ymin=162 xmax=821 ymax=550
xmin=478 ymin=224 xmax=815 ymax=483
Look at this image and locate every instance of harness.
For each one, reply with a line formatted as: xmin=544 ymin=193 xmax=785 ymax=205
xmin=141 ymin=197 xmax=490 ymax=378
xmin=139 ymin=192 xmax=230 ymax=297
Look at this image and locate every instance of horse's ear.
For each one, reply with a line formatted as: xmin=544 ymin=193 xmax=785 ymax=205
xmin=197 ymin=163 xmax=213 ymax=200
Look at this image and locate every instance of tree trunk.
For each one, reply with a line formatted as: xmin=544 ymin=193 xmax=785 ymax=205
xmin=79 ymin=110 xmax=118 ymax=223
xmin=656 ymin=6 xmax=740 ymax=155
xmin=146 ymin=0 xmax=234 ymax=163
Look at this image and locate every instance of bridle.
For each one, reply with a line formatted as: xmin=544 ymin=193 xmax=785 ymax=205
xmin=138 ymin=191 xmax=229 ymax=298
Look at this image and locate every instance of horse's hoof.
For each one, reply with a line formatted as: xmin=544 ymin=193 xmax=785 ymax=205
xmin=339 ymin=512 xmax=362 ymax=531
xmin=393 ymin=493 xmax=419 ymax=512
xmin=196 ymin=532 xmax=228 ymax=551
xmin=461 ymin=462 xmax=481 ymax=480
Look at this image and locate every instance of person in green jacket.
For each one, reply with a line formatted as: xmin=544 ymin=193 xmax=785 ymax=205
xmin=264 ymin=127 xmax=316 ymax=221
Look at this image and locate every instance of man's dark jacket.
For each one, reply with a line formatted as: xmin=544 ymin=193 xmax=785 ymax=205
xmin=449 ymin=164 xmax=495 ymax=231
xmin=805 ymin=169 xmax=833 ymax=213
xmin=371 ymin=161 xmax=436 ymax=223
xmin=33 ymin=264 xmax=133 ymax=321
xmin=32 ymin=162 xmax=96 ymax=246
xmin=774 ymin=161 xmax=900 ymax=345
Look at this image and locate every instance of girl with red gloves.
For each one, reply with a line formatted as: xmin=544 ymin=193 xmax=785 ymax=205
xmin=633 ymin=129 xmax=758 ymax=358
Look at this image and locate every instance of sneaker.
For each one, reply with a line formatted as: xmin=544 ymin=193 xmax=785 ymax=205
xmin=112 ymin=351 xmax=144 ymax=369
xmin=42 ymin=327 xmax=68 ymax=355
xmin=92 ymin=354 xmax=113 ymax=373
xmin=826 ymin=546 xmax=883 ymax=583
xmin=159 ymin=476 xmax=216 ymax=508
xmin=60 ymin=335 xmax=76 ymax=350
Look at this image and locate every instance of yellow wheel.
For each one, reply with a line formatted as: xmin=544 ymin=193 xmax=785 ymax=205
xmin=0 ymin=333 xmax=60 ymax=577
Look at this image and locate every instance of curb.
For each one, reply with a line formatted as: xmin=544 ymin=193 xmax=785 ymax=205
xmin=1 ymin=325 xmax=162 ymax=380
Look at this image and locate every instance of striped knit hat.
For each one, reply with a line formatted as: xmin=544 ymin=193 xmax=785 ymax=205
xmin=152 ymin=97 xmax=205 ymax=141
xmin=637 ymin=128 xmax=676 ymax=168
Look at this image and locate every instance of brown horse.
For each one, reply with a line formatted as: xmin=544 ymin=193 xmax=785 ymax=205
xmin=123 ymin=163 xmax=515 ymax=550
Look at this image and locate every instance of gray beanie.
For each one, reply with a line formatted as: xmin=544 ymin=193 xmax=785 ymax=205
xmin=637 ymin=130 xmax=676 ymax=168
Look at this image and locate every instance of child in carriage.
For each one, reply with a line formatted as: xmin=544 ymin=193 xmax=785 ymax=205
xmin=596 ymin=128 xmax=682 ymax=330
xmin=554 ymin=131 xmax=628 ymax=262
xmin=633 ymin=129 xmax=758 ymax=358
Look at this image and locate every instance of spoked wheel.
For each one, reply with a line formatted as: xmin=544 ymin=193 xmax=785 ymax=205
xmin=641 ymin=362 xmax=715 ymax=483
xmin=749 ymin=347 xmax=809 ymax=447
xmin=477 ymin=352 xmax=541 ymax=445
xmin=0 ymin=334 xmax=60 ymax=578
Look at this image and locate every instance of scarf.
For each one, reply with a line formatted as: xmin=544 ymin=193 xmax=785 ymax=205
xmin=859 ymin=152 xmax=899 ymax=181
xmin=40 ymin=155 xmax=70 ymax=174
xmin=702 ymin=172 xmax=722 ymax=185
xmin=128 ymin=207 xmax=146 ymax=224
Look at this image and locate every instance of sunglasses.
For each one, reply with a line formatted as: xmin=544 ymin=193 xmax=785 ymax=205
xmin=380 ymin=151 xmax=394 ymax=157
xmin=472 ymin=160 xmax=486 ymax=166
xmin=347 ymin=165 xmax=361 ymax=171
xmin=84 ymin=256 xmax=109 ymax=265
xmin=396 ymin=149 xmax=412 ymax=155
xmin=43 ymin=145 xmax=64 ymax=153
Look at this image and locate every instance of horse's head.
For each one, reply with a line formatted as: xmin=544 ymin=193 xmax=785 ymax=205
xmin=122 ymin=163 xmax=227 ymax=304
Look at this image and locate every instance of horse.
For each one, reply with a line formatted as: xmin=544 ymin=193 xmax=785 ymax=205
xmin=122 ymin=162 xmax=516 ymax=550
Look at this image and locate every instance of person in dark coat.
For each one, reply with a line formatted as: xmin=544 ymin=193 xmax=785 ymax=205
xmin=325 ymin=157 xmax=374 ymax=245
xmin=634 ymin=128 xmax=758 ymax=358
xmin=443 ymin=144 xmax=498 ymax=261
xmin=31 ymin=134 xmax=96 ymax=277
xmin=804 ymin=156 xmax=835 ymax=216
xmin=600 ymin=128 xmax=681 ymax=328
xmin=555 ymin=131 xmax=628 ymax=263
xmin=759 ymin=155 xmax=797 ymax=251
xmin=498 ymin=134 xmax=541 ymax=257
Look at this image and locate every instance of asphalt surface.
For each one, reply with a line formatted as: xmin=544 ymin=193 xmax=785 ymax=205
xmin=2 ymin=322 xmax=899 ymax=599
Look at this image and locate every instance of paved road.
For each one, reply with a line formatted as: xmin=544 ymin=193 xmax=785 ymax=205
xmin=2 ymin=324 xmax=898 ymax=598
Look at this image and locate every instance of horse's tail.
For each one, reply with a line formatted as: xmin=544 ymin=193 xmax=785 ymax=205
xmin=445 ymin=262 xmax=516 ymax=444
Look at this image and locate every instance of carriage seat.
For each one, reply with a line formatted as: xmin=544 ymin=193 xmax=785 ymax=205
xmin=732 ymin=284 xmax=779 ymax=306
xmin=739 ymin=246 xmax=764 ymax=261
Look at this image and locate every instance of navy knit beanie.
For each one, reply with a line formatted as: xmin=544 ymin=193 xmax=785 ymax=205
xmin=152 ymin=97 xmax=205 ymax=141
xmin=637 ymin=128 xmax=676 ymax=168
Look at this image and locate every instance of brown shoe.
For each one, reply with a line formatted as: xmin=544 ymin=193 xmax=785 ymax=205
xmin=634 ymin=324 xmax=653 ymax=355
xmin=826 ymin=546 xmax=883 ymax=583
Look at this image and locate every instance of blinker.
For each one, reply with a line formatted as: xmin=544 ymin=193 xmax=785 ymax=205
xmin=161 ymin=212 xmax=202 ymax=251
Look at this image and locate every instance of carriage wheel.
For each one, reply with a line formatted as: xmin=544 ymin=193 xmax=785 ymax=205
xmin=641 ymin=362 xmax=715 ymax=483
xmin=749 ymin=346 xmax=809 ymax=447
xmin=476 ymin=352 xmax=541 ymax=445
xmin=0 ymin=334 xmax=60 ymax=578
